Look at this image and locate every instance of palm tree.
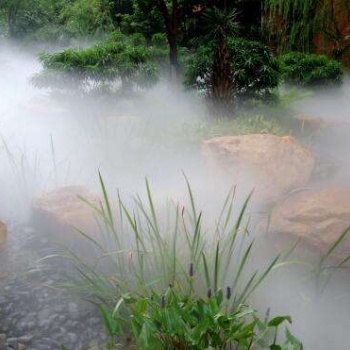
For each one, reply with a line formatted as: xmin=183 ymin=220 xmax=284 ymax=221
xmin=201 ymin=6 xmax=239 ymax=116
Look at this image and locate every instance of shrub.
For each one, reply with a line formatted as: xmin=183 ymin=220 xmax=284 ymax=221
xmin=185 ymin=38 xmax=280 ymax=99
xmin=279 ymin=52 xmax=343 ymax=86
xmin=32 ymin=38 xmax=159 ymax=94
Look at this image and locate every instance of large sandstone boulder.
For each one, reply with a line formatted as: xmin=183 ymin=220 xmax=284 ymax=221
xmin=202 ymin=134 xmax=315 ymax=206
xmin=32 ymin=186 xmax=101 ymax=238
xmin=269 ymin=187 xmax=350 ymax=259
xmin=0 ymin=220 xmax=7 ymax=247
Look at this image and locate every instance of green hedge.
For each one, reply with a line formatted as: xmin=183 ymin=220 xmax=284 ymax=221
xmin=279 ymin=52 xmax=343 ymax=86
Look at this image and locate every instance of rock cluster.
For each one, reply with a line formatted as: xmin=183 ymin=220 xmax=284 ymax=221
xmin=202 ymin=132 xmax=350 ymax=260
xmin=0 ymin=225 xmax=107 ymax=350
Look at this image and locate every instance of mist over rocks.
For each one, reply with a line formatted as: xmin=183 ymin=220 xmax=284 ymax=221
xmin=1 ymin=38 xmax=350 ymax=349
xmin=201 ymin=134 xmax=315 ymax=206
xmin=0 ymin=221 xmax=7 ymax=247
xmin=269 ymin=186 xmax=350 ymax=260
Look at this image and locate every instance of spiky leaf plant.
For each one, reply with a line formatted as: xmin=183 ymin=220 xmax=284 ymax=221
xmin=199 ymin=7 xmax=240 ymax=116
xmin=55 ymin=174 xmax=285 ymax=313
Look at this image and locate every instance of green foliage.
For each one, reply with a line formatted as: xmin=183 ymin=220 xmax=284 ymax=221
xmin=200 ymin=7 xmax=240 ymax=42
xmin=101 ymin=287 xmax=302 ymax=349
xmin=151 ymin=33 xmax=167 ymax=48
xmin=279 ymin=52 xmax=344 ymax=86
xmin=0 ymin=0 xmax=116 ymax=41
xmin=59 ymin=0 xmax=114 ymax=38
xmin=0 ymin=0 xmax=60 ymax=38
xmin=185 ymin=38 xmax=280 ymax=99
xmin=125 ymin=0 xmax=165 ymax=38
xmin=32 ymin=36 xmax=159 ymax=94
xmin=31 ymin=24 xmax=71 ymax=44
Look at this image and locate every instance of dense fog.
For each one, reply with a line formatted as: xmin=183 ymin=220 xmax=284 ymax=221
xmin=1 ymin=40 xmax=350 ymax=349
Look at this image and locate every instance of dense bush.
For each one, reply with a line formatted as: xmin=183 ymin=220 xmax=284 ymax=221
xmin=185 ymin=38 xmax=280 ymax=99
xmin=32 ymin=35 xmax=159 ymax=93
xmin=279 ymin=52 xmax=344 ymax=86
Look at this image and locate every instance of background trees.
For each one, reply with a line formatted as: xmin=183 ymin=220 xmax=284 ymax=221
xmin=265 ymin=0 xmax=350 ymax=64
xmin=2 ymin=0 xmax=345 ymax=117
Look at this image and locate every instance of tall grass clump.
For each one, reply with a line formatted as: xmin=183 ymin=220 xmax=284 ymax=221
xmin=55 ymin=174 xmax=302 ymax=348
xmin=61 ymin=174 xmax=275 ymax=305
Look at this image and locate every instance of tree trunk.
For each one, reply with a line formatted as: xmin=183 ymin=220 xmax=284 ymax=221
xmin=155 ymin=0 xmax=179 ymax=84
xmin=210 ymin=39 xmax=234 ymax=116
xmin=168 ymin=35 xmax=178 ymax=83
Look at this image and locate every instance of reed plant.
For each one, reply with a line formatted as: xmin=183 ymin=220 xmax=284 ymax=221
xmin=59 ymin=173 xmax=283 ymax=309
xmin=52 ymin=173 xmax=305 ymax=349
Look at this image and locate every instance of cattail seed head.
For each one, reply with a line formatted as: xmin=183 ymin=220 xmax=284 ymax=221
xmin=226 ymin=286 xmax=232 ymax=300
xmin=207 ymin=288 xmax=212 ymax=299
xmin=189 ymin=263 xmax=194 ymax=278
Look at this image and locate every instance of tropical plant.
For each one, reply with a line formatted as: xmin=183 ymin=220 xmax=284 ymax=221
xmin=100 ymin=287 xmax=303 ymax=349
xmin=197 ymin=6 xmax=240 ymax=116
xmin=185 ymin=38 xmax=280 ymax=109
xmin=279 ymin=52 xmax=343 ymax=86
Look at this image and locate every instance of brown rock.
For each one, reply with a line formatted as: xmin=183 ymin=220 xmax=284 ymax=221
xmin=0 ymin=221 xmax=7 ymax=247
xmin=202 ymin=134 xmax=315 ymax=206
xmin=269 ymin=187 xmax=350 ymax=259
xmin=32 ymin=186 xmax=101 ymax=237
